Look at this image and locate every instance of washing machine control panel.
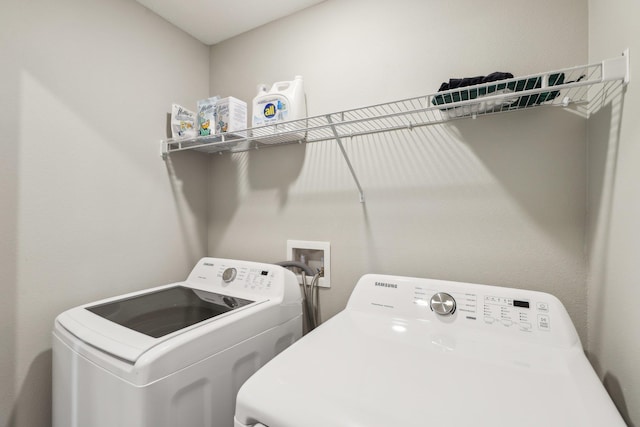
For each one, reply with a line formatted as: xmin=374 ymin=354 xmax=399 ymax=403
xmin=216 ymin=265 xmax=275 ymax=291
xmin=187 ymin=258 xmax=285 ymax=298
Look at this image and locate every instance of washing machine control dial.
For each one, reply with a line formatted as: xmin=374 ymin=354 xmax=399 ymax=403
xmin=430 ymin=292 xmax=456 ymax=316
xmin=222 ymin=267 xmax=237 ymax=283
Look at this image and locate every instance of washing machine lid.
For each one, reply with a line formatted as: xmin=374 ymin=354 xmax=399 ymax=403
xmin=56 ymin=284 xmax=261 ymax=363
xmin=235 ymin=275 xmax=625 ymax=427
xmin=86 ymin=285 xmax=254 ymax=338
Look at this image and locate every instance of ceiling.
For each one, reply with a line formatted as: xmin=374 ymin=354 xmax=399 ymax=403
xmin=135 ymin=0 xmax=326 ymax=45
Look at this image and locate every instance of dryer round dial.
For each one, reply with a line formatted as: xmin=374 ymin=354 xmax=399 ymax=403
xmin=222 ymin=267 xmax=237 ymax=283
xmin=430 ymin=292 xmax=456 ymax=316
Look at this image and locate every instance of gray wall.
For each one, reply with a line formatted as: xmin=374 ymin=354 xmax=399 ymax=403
xmin=0 ymin=0 xmax=210 ymax=426
xmin=588 ymin=0 xmax=640 ymax=425
xmin=2 ymin=0 xmax=636 ymax=426
xmin=208 ymin=0 xmax=591 ymax=344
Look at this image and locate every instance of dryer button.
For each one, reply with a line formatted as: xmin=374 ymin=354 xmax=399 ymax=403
xmin=538 ymin=314 xmax=551 ymax=331
xmin=430 ymin=292 xmax=456 ymax=316
xmin=537 ymin=302 xmax=549 ymax=312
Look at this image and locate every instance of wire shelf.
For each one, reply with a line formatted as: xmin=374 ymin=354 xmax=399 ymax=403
xmin=160 ymin=52 xmax=629 ymax=202
xmin=162 ymin=53 xmax=628 ymax=159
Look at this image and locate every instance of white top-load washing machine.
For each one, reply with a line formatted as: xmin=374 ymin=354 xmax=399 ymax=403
xmin=234 ymin=274 xmax=625 ymax=427
xmin=53 ymin=257 xmax=302 ymax=427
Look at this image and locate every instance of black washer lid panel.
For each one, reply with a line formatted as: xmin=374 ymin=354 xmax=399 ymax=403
xmin=86 ymin=286 xmax=254 ymax=338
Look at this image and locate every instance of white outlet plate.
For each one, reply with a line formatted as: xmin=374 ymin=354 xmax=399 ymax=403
xmin=286 ymin=240 xmax=330 ymax=288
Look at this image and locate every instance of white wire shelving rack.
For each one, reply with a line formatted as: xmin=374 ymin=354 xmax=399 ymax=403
xmin=161 ymin=51 xmax=629 ymax=202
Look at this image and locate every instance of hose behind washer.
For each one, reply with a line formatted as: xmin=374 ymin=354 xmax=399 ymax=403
xmin=274 ymin=261 xmax=315 ymax=277
xmin=274 ymin=261 xmax=321 ymax=332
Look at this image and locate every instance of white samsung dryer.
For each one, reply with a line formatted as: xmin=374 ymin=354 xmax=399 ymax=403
xmin=53 ymin=257 xmax=302 ymax=427
xmin=234 ymin=274 xmax=625 ymax=427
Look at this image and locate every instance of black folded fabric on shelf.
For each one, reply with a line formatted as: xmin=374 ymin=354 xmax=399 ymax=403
xmin=432 ymin=72 xmax=565 ymax=111
xmin=508 ymin=73 xmax=564 ymax=107
xmin=438 ymin=72 xmax=514 ymax=92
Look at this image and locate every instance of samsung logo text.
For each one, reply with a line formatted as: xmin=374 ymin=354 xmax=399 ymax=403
xmin=375 ymin=282 xmax=398 ymax=289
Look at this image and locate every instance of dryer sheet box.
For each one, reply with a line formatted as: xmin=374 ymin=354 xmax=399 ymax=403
xmin=215 ymin=97 xmax=247 ymax=137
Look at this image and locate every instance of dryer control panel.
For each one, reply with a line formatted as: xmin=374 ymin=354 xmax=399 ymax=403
xmin=480 ymin=295 xmax=550 ymax=332
xmin=417 ymin=288 xmax=549 ymax=333
xmin=347 ymin=274 xmax=578 ymax=348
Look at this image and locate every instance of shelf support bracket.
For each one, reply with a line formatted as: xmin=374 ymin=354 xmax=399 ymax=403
xmin=160 ymin=140 xmax=168 ymax=161
xmin=602 ymin=48 xmax=630 ymax=85
xmin=327 ymin=115 xmax=365 ymax=203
